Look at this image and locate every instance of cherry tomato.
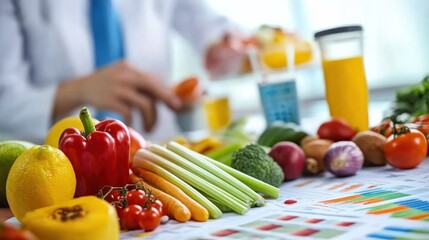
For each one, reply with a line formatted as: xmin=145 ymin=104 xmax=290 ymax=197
xmin=138 ymin=207 xmax=161 ymax=232
xmin=151 ymin=199 xmax=166 ymax=216
xmin=412 ymin=114 xmax=429 ymax=123
xmin=417 ymin=123 xmax=429 ymax=154
xmin=371 ymin=119 xmax=393 ymax=138
xmin=317 ymin=118 xmax=356 ymax=142
xmin=122 ymin=204 xmax=143 ymax=230
xmin=384 ymin=131 xmax=427 ymax=169
xmin=126 ymin=189 xmax=147 ymax=207
xmin=411 ymin=116 xmax=429 ymax=155
xmin=106 ymin=189 xmax=125 ymax=203
xmin=115 ymin=205 xmax=124 ymax=219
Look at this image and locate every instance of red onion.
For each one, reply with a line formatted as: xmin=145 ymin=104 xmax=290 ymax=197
xmin=324 ymin=141 xmax=364 ymax=177
xmin=269 ymin=141 xmax=305 ymax=181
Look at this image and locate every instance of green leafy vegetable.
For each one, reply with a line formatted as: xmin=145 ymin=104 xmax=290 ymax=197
xmin=394 ymin=75 xmax=429 ymax=116
xmin=231 ymin=144 xmax=284 ymax=187
xmin=203 ymin=155 xmax=280 ymax=199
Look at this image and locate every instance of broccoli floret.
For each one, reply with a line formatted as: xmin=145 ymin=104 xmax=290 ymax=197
xmin=231 ymin=144 xmax=284 ymax=187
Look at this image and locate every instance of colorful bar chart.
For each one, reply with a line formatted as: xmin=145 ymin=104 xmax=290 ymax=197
xmin=367 ymin=226 xmax=429 ymax=240
xmin=321 ymin=188 xmax=410 ymax=205
xmin=293 ymin=180 xmax=371 ymax=192
xmin=362 ymin=199 xmax=429 ymax=221
xmin=240 ymin=220 xmax=345 ymax=239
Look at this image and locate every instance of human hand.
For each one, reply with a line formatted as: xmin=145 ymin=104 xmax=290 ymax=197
xmin=205 ymin=31 xmax=250 ymax=79
xmin=55 ymin=61 xmax=182 ymax=132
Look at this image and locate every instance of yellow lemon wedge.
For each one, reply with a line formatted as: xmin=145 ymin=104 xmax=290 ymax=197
xmin=21 ymin=196 xmax=119 ymax=240
xmin=45 ymin=116 xmax=99 ymax=148
xmin=6 ymin=145 xmax=76 ymax=222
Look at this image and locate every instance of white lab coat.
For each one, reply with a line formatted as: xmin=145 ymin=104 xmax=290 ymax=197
xmin=0 ymin=0 xmax=234 ymax=143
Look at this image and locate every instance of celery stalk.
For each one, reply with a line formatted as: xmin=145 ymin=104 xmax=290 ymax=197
xmin=202 ymin=154 xmax=280 ymax=199
xmin=133 ymin=154 xmax=222 ymax=219
xmin=167 ymin=142 xmax=266 ymax=206
xmin=135 ymin=149 xmax=250 ymax=215
xmin=150 ymin=144 xmax=252 ymax=206
xmin=202 ymin=194 xmax=233 ymax=213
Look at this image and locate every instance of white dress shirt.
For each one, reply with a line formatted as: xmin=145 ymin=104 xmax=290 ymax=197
xmin=0 ymin=0 xmax=234 ymax=143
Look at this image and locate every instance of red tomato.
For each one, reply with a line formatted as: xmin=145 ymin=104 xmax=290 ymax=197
xmin=115 ymin=205 xmax=124 ymax=219
xmin=317 ymin=118 xmax=356 ymax=142
xmin=126 ymin=189 xmax=147 ymax=207
xmin=150 ymin=199 xmax=165 ymax=216
xmin=412 ymin=114 xmax=429 ymax=123
xmin=106 ymin=189 xmax=125 ymax=204
xmin=419 ymin=127 xmax=429 ymax=156
xmin=371 ymin=119 xmax=393 ymax=138
xmin=122 ymin=204 xmax=143 ymax=230
xmin=411 ymin=116 xmax=429 ymax=155
xmin=384 ymin=131 xmax=427 ymax=169
xmin=138 ymin=207 xmax=161 ymax=232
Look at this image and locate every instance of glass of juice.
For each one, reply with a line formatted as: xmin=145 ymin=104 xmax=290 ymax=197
xmin=315 ymin=25 xmax=369 ymax=131
xmin=203 ymin=96 xmax=232 ymax=131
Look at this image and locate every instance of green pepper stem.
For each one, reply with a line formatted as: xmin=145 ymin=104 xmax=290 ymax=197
xmin=80 ymin=107 xmax=96 ymax=138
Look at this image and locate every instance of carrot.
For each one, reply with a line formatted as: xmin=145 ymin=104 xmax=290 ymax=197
xmin=133 ymin=167 xmax=209 ymax=222
xmin=129 ymin=173 xmax=191 ymax=223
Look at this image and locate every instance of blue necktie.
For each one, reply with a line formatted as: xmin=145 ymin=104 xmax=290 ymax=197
xmin=90 ymin=0 xmax=125 ymax=120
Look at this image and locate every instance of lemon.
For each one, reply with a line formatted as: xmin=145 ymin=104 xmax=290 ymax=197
xmin=45 ymin=116 xmax=99 ymax=148
xmin=6 ymin=145 xmax=76 ymax=222
xmin=21 ymin=196 xmax=119 ymax=240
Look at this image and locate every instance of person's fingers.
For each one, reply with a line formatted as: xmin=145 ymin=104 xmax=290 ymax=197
xmin=116 ymin=87 xmax=157 ymax=132
xmin=105 ymin=61 xmax=181 ymax=114
xmin=137 ymin=95 xmax=157 ymax=132
xmin=127 ymin=70 xmax=182 ymax=111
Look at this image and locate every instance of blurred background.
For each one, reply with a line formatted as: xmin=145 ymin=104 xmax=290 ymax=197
xmin=171 ymin=0 xmax=429 ymax=130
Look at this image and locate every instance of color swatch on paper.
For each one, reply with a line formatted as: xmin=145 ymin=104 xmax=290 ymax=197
xmin=292 ymin=180 xmax=376 ymax=193
xmin=264 ymin=214 xmax=359 ymax=228
xmin=367 ymin=225 xmax=429 ymax=240
xmin=321 ymin=188 xmax=412 ymax=205
xmin=240 ymin=220 xmax=345 ymax=239
xmin=362 ymin=199 xmax=429 ymax=221
xmin=209 ymin=228 xmax=276 ymax=239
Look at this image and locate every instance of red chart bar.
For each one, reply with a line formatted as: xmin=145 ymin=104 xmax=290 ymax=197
xmin=211 ymin=229 xmax=240 ymax=237
xmin=256 ymin=224 xmax=282 ymax=231
xmin=277 ymin=215 xmax=299 ymax=221
xmin=337 ymin=221 xmax=355 ymax=227
xmin=292 ymin=228 xmax=320 ymax=236
xmin=306 ymin=218 xmax=324 ymax=224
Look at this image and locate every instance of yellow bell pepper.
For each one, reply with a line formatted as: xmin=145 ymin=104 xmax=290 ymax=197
xmin=21 ymin=196 xmax=119 ymax=240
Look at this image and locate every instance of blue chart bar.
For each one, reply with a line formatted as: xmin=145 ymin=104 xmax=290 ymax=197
xmin=356 ymin=189 xmax=386 ymax=195
xmin=367 ymin=226 xmax=429 ymax=239
xmin=366 ymin=233 xmax=395 ymax=240
xmin=393 ymin=199 xmax=429 ymax=212
xmin=384 ymin=226 xmax=429 ymax=234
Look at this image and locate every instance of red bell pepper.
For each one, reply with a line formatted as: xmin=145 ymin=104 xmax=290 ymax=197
xmin=59 ymin=107 xmax=130 ymax=197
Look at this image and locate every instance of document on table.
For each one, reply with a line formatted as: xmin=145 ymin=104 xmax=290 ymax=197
xmin=121 ymin=160 xmax=429 ymax=240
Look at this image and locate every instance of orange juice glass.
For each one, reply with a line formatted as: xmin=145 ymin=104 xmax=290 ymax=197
xmin=203 ymin=97 xmax=231 ymax=131
xmin=315 ymin=26 xmax=369 ymax=131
